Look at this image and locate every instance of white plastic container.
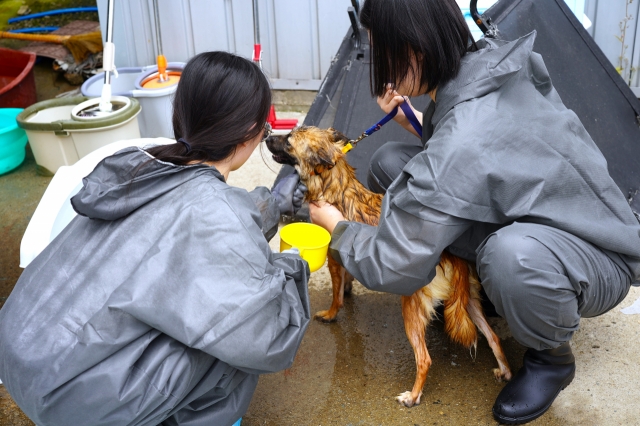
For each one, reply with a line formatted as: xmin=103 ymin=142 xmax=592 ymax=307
xmin=20 ymin=137 xmax=174 ymax=268
xmin=81 ymin=63 xmax=184 ymax=139
xmin=133 ymin=66 xmax=179 ymax=139
xmin=16 ymin=96 xmax=141 ymax=176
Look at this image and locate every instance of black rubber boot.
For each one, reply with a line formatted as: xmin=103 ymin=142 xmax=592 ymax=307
xmin=493 ymin=342 xmax=576 ymax=425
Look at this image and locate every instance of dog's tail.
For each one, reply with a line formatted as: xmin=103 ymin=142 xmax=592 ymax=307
xmin=442 ymin=252 xmax=478 ymax=349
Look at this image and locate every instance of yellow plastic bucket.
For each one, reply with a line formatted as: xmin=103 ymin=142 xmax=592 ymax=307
xmin=279 ymin=222 xmax=331 ymax=272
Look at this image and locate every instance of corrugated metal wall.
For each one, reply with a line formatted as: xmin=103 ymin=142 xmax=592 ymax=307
xmin=584 ymin=0 xmax=640 ymax=96
xmin=98 ymin=0 xmax=501 ymax=89
xmin=98 ymin=0 xmax=640 ymax=95
xmin=97 ymin=0 xmax=351 ymax=90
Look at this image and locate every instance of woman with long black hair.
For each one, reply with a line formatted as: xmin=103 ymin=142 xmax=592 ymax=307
xmin=0 ymin=52 xmax=309 ymax=426
xmin=310 ymin=0 xmax=640 ymax=423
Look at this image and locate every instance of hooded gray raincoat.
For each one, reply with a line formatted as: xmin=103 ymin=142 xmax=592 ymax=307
xmin=330 ymin=32 xmax=640 ymax=296
xmin=0 ymin=146 xmax=311 ymax=426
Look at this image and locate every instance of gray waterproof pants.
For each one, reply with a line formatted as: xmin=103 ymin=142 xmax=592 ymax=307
xmin=368 ymin=140 xmax=424 ymax=194
xmin=369 ymin=142 xmax=632 ymax=350
xmin=477 ymin=222 xmax=631 ymax=350
xmin=161 ymin=373 xmax=257 ymax=426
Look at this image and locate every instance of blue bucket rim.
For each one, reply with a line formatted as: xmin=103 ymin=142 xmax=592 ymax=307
xmin=81 ymin=67 xmax=146 ymax=98
xmin=0 ymin=108 xmax=24 ymax=134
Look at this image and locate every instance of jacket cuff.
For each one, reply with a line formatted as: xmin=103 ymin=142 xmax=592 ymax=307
xmin=328 ymin=221 xmax=355 ymax=267
xmin=248 ymin=186 xmax=280 ymax=241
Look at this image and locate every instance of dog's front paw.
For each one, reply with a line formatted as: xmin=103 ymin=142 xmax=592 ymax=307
xmin=314 ymin=310 xmax=338 ymax=323
xmin=493 ymin=367 xmax=512 ymax=382
xmin=396 ymin=391 xmax=421 ymax=407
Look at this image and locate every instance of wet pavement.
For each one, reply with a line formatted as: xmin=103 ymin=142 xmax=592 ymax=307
xmin=245 ymin=284 xmax=525 ymax=426
xmin=242 ymin=259 xmax=640 ymax=426
xmin=0 ymin=148 xmax=51 ymax=313
xmin=0 ymin=386 xmax=32 ymax=426
xmin=0 ymin=148 xmax=49 ymax=426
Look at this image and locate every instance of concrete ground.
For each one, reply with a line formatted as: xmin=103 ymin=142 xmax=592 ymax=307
xmin=2 ymin=65 xmax=640 ymax=425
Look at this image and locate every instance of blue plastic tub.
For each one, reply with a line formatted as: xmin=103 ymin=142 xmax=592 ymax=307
xmin=0 ymin=108 xmax=28 ymax=175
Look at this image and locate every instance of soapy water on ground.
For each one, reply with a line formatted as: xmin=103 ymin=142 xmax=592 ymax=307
xmin=621 ymin=296 xmax=640 ymax=315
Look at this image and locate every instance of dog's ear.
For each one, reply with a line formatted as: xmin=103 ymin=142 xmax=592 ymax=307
xmin=308 ymin=139 xmax=344 ymax=174
xmin=309 ymin=145 xmax=338 ymax=175
xmin=328 ymin=127 xmax=349 ymax=143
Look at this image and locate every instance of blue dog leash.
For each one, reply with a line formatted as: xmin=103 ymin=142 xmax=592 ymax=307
xmin=342 ymin=97 xmax=423 ymax=153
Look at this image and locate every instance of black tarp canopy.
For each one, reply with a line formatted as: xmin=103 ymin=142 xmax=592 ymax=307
xmin=284 ymin=0 xmax=640 ymax=213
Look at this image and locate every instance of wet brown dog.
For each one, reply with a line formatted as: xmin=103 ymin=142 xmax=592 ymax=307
xmin=266 ymin=126 xmax=511 ymax=407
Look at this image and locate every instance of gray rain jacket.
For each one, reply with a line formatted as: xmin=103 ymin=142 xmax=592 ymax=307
xmin=330 ymin=32 xmax=640 ymax=295
xmin=0 ymin=146 xmax=311 ymax=426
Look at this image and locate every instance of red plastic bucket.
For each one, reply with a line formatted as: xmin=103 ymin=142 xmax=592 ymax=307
xmin=0 ymin=48 xmax=37 ymax=109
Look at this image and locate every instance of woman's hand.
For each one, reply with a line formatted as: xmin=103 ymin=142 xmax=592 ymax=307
xmin=309 ymin=201 xmax=345 ymax=234
xmin=377 ymin=85 xmax=407 ymax=115
xmin=376 ymin=85 xmax=422 ymax=138
xmin=272 ymin=171 xmax=307 ymax=215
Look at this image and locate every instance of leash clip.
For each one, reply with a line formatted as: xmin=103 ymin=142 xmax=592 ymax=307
xmin=343 ymin=132 xmax=366 ymax=153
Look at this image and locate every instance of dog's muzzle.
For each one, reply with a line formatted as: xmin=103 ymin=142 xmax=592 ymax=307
xmin=266 ymin=135 xmax=297 ymax=166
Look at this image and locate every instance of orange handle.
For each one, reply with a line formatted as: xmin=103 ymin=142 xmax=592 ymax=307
xmin=0 ymin=31 xmax=70 ymax=43
xmin=157 ymin=54 xmax=168 ymax=81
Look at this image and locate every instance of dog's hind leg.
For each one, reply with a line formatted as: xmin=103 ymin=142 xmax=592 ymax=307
xmin=343 ymin=271 xmax=354 ymax=296
xmin=467 ymin=295 xmax=512 ymax=382
xmin=397 ymin=291 xmax=434 ymax=407
xmin=314 ymin=256 xmax=346 ymax=322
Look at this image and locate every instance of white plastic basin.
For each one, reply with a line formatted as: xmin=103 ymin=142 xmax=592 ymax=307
xmin=20 ymin=137 xmax=173 ymax=268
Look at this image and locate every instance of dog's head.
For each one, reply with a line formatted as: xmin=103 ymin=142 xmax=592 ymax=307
xmin=265 ymin=126 xmax=350 ymax=179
